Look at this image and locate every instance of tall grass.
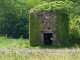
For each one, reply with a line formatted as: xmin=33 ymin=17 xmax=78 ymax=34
xmin=0 ymin=51 xmax=80 ymax=60
xmin=0 ymin=36 xmax=80 ymax=49
xmin=0 ymin=37 xmax=80 ymax=60
xmin=0 ymin=36 xmax=30 ymax=48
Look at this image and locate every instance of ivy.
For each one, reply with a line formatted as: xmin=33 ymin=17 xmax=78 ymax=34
xmin=29 ymin=13 xmax=42 ymax=45
xmin=34 ymin=1 xmax=76 ymax=14
xmin=56 ymin=13 xmax=70 ymax=45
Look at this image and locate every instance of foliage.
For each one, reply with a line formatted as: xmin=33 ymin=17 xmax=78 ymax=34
xmin=30 ymin=1 xmax=71 ymax=45
xmin=0 ymin=36 xmax=80 ymax=48
xmin=0 ymin=0 xmax=80 ymax=45
xmin=29 ymin=13 xmax=42 ymax=45
xmin=0 ymin=0 xmax=49 ymax=39
xmin=29 ymin=12 xmax=70 ymax=45
xmin=34 ymin=1 xmax=76 ymax=14
xmin=68 ymin=0 xmax=80 ymax=45
xmin=33 ymin=0 xmax=80 ymax=45
xmin=26 ymin=0 xmax=43 ymax=10
xmin=0 ymin=0 xmax=28 ymax=38
xmin=57 ymin=13 xmax=69 ymax=45
xmin=71 ymin=0 xmax=80 ymax=4
xmin=69 ymin=15 xmax=80 ymax=45
xmin=0 ymin=37 xmax=30 ymax=48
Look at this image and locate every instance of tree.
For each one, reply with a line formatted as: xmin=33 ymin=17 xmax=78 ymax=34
xmin=0 ymin=0 xmax=29 ymax=38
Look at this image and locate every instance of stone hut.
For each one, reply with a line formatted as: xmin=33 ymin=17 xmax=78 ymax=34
xmin=29 ymin=12 xmax=69 ymax=46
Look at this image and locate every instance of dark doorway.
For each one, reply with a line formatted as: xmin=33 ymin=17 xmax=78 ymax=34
xmin=44 ymin=33 xmax=53 ymax=45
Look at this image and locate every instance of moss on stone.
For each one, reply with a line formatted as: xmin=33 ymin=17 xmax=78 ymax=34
xmin=29 ymin=12 xmax=70 ymax=46
xmin=56 ymin=13 xmax=70 ymax=45
xmin=29 ymin=13 xmax=42 ymax=45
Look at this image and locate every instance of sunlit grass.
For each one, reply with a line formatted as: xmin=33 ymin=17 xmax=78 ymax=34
xmin=0 ymin=51 xmax=80 ymax=60
xmin=0 ymin=37 xmax=80 ymax=60
xmin=0 ymin=36 xmax=80 ymax=49
xmin=0 ymin=36 xmax=31 ymax=48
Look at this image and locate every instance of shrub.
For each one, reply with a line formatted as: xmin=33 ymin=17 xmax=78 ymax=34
xmin=69 ymin=15 xmax=80 ymax=44
xmin=34 ymin=1 xmax=76 ymax=14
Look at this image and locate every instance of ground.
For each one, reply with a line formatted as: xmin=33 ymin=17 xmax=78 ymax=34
xmin=0 ymin=37 xmax=80 ymax=60
xmin=0 ymin=48 xmax=80 ymax=60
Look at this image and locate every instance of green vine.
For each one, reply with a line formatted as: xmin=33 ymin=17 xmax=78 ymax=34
xmin=34 ymin=1 xmax=76 ymax=14
xmin=29 ymin=13 xmax=42 ymax=45
xmin=57 ymin=13 xmax=70 ymax=45
xmin=29 ymin=1 xmax=75 ymax=45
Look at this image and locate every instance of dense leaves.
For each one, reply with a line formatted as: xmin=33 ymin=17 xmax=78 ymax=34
xmin=34 ymin=1 xmax=76 ymax=14
xmin=0 ymin=0 xmax=80 ymax=43
xmin=0 ymin=0 xmax=28 ymax=38
xmin=33 ymin=0 xmax=80 ymax=45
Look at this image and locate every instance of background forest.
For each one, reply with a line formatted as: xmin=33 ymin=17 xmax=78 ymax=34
xmin=0 ymin=0 xmax=80 ymax=45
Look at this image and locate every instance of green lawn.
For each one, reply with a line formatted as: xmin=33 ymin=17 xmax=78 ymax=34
xmin=0 ymin=37 xmax=31 ymax=48
xmin=0 ymin=36 xmax=80 ymax=49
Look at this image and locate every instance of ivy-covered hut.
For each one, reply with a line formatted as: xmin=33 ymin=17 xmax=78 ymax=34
xmin=29 ymin=1 xmax=75 ymax=46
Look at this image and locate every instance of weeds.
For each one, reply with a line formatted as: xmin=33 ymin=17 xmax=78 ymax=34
xmin=0 ymin=51 xmax=80 ymax=60
xmin=0 ymin=36 xmax=30 ymax=48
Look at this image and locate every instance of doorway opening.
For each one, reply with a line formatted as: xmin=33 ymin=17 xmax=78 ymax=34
xmin=44 ymin=33 xmax=53 ymax=45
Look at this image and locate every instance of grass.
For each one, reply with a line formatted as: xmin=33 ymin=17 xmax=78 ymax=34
xmin=0 ymin=36 xmax=80 ymax=49
xmin=0 ymin=51 xmax=80 ymax=60
xmin=0 ymin=36 xmax=31 ymax=48
xmin=0 ymin=36 xmax=80 ymax=60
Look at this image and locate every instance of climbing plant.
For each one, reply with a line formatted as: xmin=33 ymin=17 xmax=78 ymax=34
xmin=34 ymin=1 xmax=76 ymax=14
xmin=30 ymin=1 xmax=78 ymax=45
xmin=29 ymin=13 xmax=42 ymax=45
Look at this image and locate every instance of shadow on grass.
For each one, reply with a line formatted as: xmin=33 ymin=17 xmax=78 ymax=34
xmin=31 ymin=44 xmax=80 ymax=49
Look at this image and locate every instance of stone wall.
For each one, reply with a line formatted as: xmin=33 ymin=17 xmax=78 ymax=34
xmin=33 ymin=12 xmax=59 ymax=45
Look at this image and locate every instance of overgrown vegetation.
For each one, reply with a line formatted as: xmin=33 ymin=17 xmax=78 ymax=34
xmin=69 ymin=15 xmax=80 ymax=45
xmin=0 ymin=0 xmax=29 ymax=38
xmin=0 ymin=51 xmax=80 ymax=60
xmin=0 ymin=36 xmax=80 ymax=48
xmin=29 ymin=13 xmax=42 ymax=45
xmin=30 ymin=1 xmax=72 ymax=45
xmin=0 ymin=37 xmax=30 ymax=48
xmin=57 ymin=13 xmax=69 ymax=45
xmin=31 ymin=0 xmax=80 ymax=45
xmin=34 ymin=1 xmax=76 ymax=14
xmin=0 ymin=0 xmax=80 ymax=45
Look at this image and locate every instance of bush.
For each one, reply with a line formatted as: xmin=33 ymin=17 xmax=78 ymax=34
xmin=0 ymin=13 xmax=29 ymax=39
xmin=69 ymin=15 xmax=80 ymax=45
xmin=34 ymin=1 xmax=76 ymax=14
